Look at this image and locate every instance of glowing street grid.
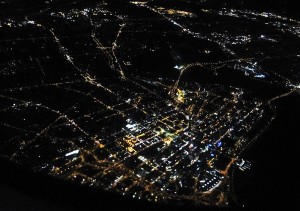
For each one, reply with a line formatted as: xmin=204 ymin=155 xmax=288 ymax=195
xmin=0 ymin=0 xmax=300 ymax=207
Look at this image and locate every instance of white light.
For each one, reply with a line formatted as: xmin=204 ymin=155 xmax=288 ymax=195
xmin=174 ymin=65 xmax=183 ymax=70
xmin=126 ymin=124 xmax=136 ymax=129
xmin=254 ymin=74 xmax=266 ymax=78
xmin=65 ymin=149 xmax=79 ymax=157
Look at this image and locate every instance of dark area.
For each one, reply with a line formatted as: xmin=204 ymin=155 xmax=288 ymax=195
xmin=233 ymin=93 xmax=300 ymax=209
xmin=214 ymin=154 xmax=231 ymax=171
